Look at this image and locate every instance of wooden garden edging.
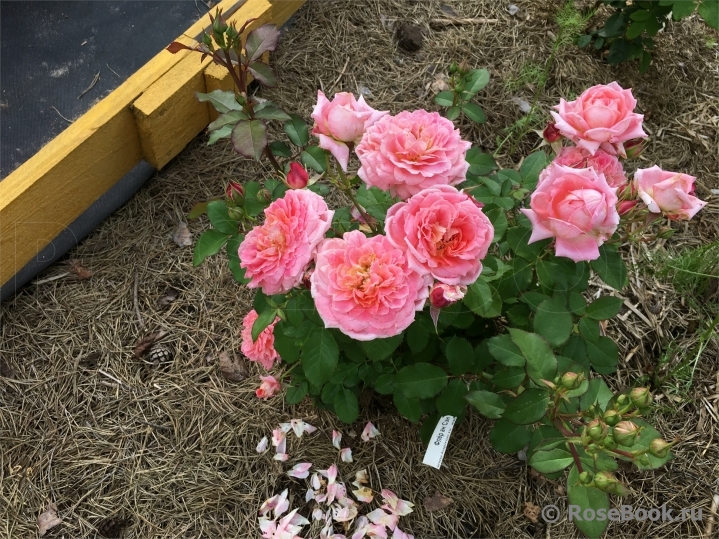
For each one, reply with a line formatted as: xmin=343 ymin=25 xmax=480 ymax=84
xmin=0 ymin=0 xmax=304 ymax=290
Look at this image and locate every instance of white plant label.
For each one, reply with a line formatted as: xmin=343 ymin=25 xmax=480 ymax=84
xmin=422 ymin=415 xmax=456 ymax=469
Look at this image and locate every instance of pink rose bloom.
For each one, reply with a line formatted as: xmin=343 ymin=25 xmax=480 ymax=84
xmin=521 ymin=165 xmax=620 ymax=262
xmin=310 ymin=231 xmax=430 ymax=340
xmin=550 ymin=82 xmax=647 ymax=156
xmin=256 ymin=375 xmax=281 ymax=399
xmin=543 ymin=146 xmax=627 ymax=188
xmin=241 ymin=309 xmax=280 ymax=370
xmin=311 ymin=90 xmax=388 ymax=171
xmin=356 ymin=110 xmax=471 ymax=200
xmin=239 ymin=189 xmax=334 ymax=294
xmin=634 ymin=166 xmax=707 ymax=220
xmin=385 ymin=185 xmax=494 ymax=285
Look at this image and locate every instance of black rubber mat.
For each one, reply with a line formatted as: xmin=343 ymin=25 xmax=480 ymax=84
xmin=0 ymin=0 xmax=206 ymax=179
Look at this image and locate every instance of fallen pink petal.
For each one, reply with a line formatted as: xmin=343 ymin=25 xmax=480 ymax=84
xmin=256 ymin=436 xmax=269 ymax=453
xmin=340 ymin=447 xmax=353 ymax=463
xmin=361 ymin=422 xmax=380 ymax=441
xmin=287 ymin=462 xmax=313 ymax=479
xmin=332 ymin=429 xmax=342 ymax=449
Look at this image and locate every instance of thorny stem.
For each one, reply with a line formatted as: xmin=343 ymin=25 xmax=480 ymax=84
xmin=569 ymin=442 xmax=584 ymax=474
xmin=264 ymin=147 xmax=283 ymax=173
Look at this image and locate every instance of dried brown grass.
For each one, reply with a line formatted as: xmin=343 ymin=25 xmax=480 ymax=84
xmin=1 ymin=0 xmax=718 ymax=538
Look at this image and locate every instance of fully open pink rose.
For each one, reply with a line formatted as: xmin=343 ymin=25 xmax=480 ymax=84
xmin=241 ymin=310 xmax=280 ymax=370
xmin=256 ymin=375 xmax=281 ymax=399
xmin=311 ymin=91 xmax=388 ymax=171
xmin=550 ymin=82 xmax=647 ymax=156
xmin=634 ymin=166 xmax=707 ymax=220
xmin=239 ymin=189 xmax=333 ymax=295
xmin=521 ymin=165 xmax=620 ymax=262
xmin=543 ymin=146 xmax=627 ymax=188
xmin=356 ymin=110 xmax=471 ymax=199
xmin=385 ymin=185 xmax=494 ymax=285
xmin=310 ymin=231 xmax=430 ymax=340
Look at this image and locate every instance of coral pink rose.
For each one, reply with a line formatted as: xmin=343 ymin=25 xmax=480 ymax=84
xmin=239 ymin=189 xmax=334 ymax=294
xmin=521 ymin=165 xmax=620 ymax=262
xmin=385 ymin=185 xmax=494 ymax=285
xmin=310 ymin=231 xmax=430 ymax=340
xmin=356 ymin=110 xmax=471 ymax=200
xmin=311 ymin=91 xmax=388 ymax=171
xmin=550 ymin=82 xmax=647 ymax=156
xmin=634 ymin=166 xmax=707 ymax=220
xmin=543 ymin=146 xmax=627 ymax=188
xmin=256 ymin=375 xmax=281 ymax=399
xmin=241 ymin=310 xmax=281 ymax=369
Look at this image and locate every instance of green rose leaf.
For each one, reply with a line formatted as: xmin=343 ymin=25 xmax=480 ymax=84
xmin=301 ymin=328 xmax=339 ymax=386
xmin=269 ymin=140 xmax=292 ymax=157
xmin=393 ymin=391 xmax=422 ymax=423
xmin=374 ymin=373 xmax=395 ymax=395
xmin=283 ymin=114 xmax=309 ymax=146
xmin=567 ymin=465 xmax=610 ymax=539
xmin=196 ymin=89 xmax=242 ymax=113
xmin=445 ymin=336 xmax=475 ymax=375
xmin=252 ymin=308 xmax=278 ymax=342
xmin=463 ymin=68 xmax=490 ymax=96
xmin=466 ymin=148 xmax=498 ymax=176
xmin=206 ymin=200 xmax=238 ymax=235
xmin=465 ymin=279 xmax=502 ymax=318
xmin=466 ymin=390 xmax=506 ymax=419
xmin=407 ymin=319 xmax=431 ymax=354
xmin=489 ymin=418 xmax=533 ymax=453
xmin=533 ymin=297 xmax=573 ymax=347
xmin=301 ymin=145 xmax=328 ymax=173
xmin=487 ymin=334 xmax=525 ymax=367
xmin=231 ymin=119 xmax=267 ymax=161
xmin=585 ymin=296 xmax=624 ymax=320
xmin=699 ymin=0 xmax=719 ymax=29
xmin=586 ymin=336 xmax=619 ymax=374
xmin=529 ymin=448 xmax=574 ymax=474
xmin=579 ymin=318 xmax=600 ymax=342
xmin=461 ymin=102 xmax=486 ymax=123
xmin=361 ymin=334 xmax=403 ymax=361
xmin=334 ymin=387 xmax=360 ymax=424
xmin=580 ymin=378 xmax=614 ymax=411
xmin=394 ymin=363 xmax=448 ymax=399
xmin=273 ymin=329 xmax=300 ymax=363
xmin=434 ymin=91 xmax=455 ymax=107
xmin=502 ymin=388 xmax=550 ymax=425
xmin=436 ymin=379 xmax=469 ymax=417
xmin=193 ymin=230 xmax=228 ymax=266
xmin=519 ymin=151 xmax=549 ymax=190
xmin=492 ymin=366 xmax=526 ymax=390
xmin=508 ymin=328 xmax=557 ymax=386
xmin=591 ymin=245 xmax=628 ymax=290
xmin=247 ymin=61 xmax=278 ymax=87
xmin=285 ymin=381 xmax=307 ymax=404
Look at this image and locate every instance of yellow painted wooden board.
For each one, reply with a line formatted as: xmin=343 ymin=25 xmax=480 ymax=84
xmin=0 ymin=0 xmax=306 ymax=289
xmin=133 ymin=0 xmax=273 ymax=169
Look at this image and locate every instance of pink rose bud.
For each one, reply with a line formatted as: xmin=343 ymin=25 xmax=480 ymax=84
xmin=255 ymin=375 xmax=281 ymax=399
xmin=226 ymin=181 xmax=245 ymax=205
xmin=286 ymin=162 xmax=309 ymax=189
xmin=429 ymin=283 xmax=467 ymax=309
xmin=617 ymin=200 xmax=638 ymax=215
xmin=634 ymin=166 xmax=707 ymax=221
xmin=543 ymin=122 xmax=562 ymax=143
xmin=624 ymin=138 xmax=645 ymax=159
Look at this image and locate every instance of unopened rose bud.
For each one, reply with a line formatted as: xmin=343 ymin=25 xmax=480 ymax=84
xmin=286 ymin=162 xmax=309 ymax=189
xmin=616 ymin=394 xmax=629 ymax=406
xmin=603 ymin=437 xmax=617 ymax=450
xmin=458 ymin=60 xmax=470 ymax=74
xmin=227 ymin=206 xmax=244 ymax=220
xmin=257 ymin=189 xmax=272 ymax=203
xmin=648 ymin=438 xmax=674 ymax=459
xmin=579 ymin=471 xmax=594 ymax=485
xmin=593 ymin=472 xmax=628 ymax=496
xmin=613 ymin=421 xmax=641 ymax=447
xmin=629 ymin=387 xmax=652 ymax=408
xmin=603 ymin=409 xmax=621 ymax=427
xmin=543 ymin=122 xmax=562 ymax=143
xmin=449 ymin=61 xmax=458 ymax=74
xmin=624 ymin=138 xmax=645 ymax=159
xmin=587 ymin=419 xmax=608 ymax=442
xmin=618 ymin=200 xmax=638 ymax=216
xmin=580 ymin=427 xmax=592 ymax=446
xmin=429 ymin=283 xmax=467 ymax=309
xmin=226 ymin=181 xmax=245 ymax=205
xmin=561 ymin=372 xmax=584 ymax=390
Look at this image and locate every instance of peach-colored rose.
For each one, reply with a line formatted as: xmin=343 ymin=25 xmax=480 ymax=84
xmin=256 ymin=375 xmax=281 ymax=399
xmin=356 ymin=110 xmax=471 ymax=200
xmin=310 ymin=231 xmax=430 ymax=341
xmin=385 ymin=185 xmax=494 ymax=285
xmin=239 ymin=189 xmax=333 ymax=294
xmin=550 ymin=82 xmax=647 ymax=156
xmin=311 ymin=91 xmax=388 ymax=171
xmin=543 ymin=146 xmax=627 ymax=189
xmin=521 ymin=165 xmax=620 ymax=262
xmin=634 ymin=166 xmax=707 ymax=220
xmin=241 ymin=309 xmax=280 ymax=370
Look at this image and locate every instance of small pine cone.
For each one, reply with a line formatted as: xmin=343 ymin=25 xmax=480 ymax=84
xmin=147 ymin=344 xmax=173 ymax=364
xmin=97 ymin=514 xmax=130 ymax=538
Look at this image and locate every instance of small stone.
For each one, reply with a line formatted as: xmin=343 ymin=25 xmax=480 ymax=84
xmin=396 ymin=23 xmax=423 ymax=52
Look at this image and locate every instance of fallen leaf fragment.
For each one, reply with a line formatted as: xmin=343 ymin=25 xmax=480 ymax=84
xmin=423 ymin=490 xmax=453 ymax=512
xmin=38 ymin=502 xmax=62 ymax=536
xmin=218 ymin=351 xmax=247 ymax=382
xmin=522 ymin=501 xmax=540 ymax=523
xmin=68 ymin=259 xmax=93 ymax=280
xmin=172 ymin=222 xmax=193 ymax=247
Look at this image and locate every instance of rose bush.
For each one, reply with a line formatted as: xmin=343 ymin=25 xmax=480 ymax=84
xmin=172 ymin=16 xmax=706 ymax=539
